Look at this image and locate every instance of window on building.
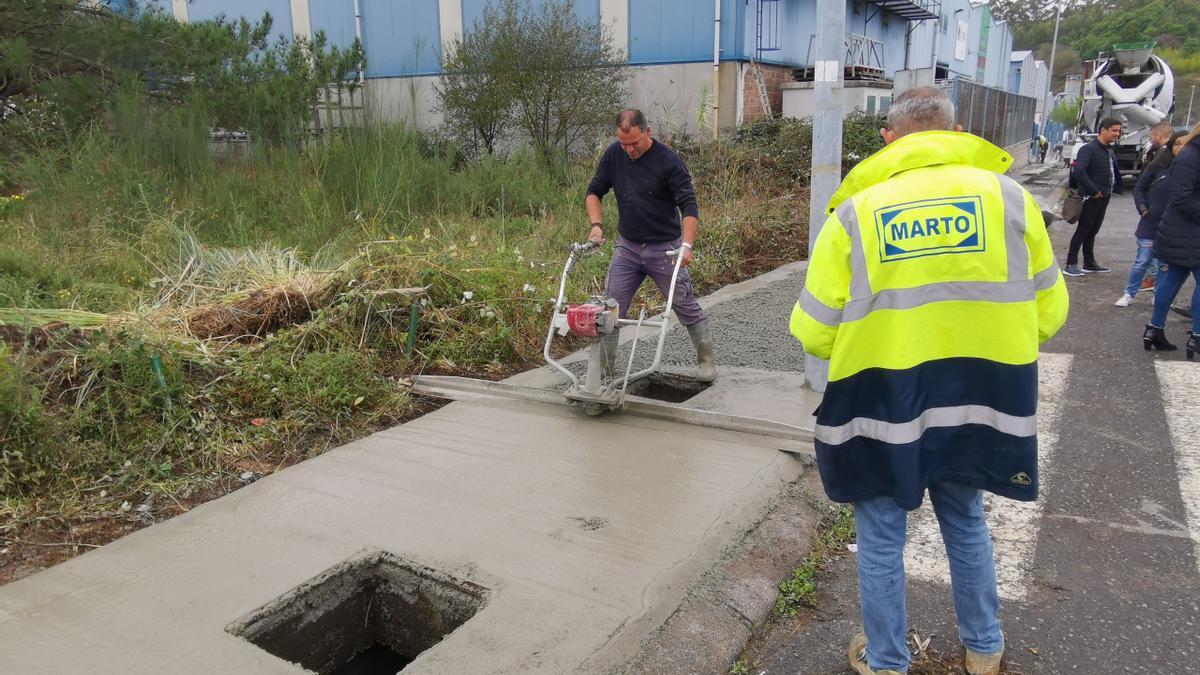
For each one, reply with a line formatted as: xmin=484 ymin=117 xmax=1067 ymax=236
xmin=867 ymin=96 xmax=876 ymax=115
xmin=940 ymin=13 xmax=949 ymax=35
xmin=879 ymin=96 xmax=892 ymax=114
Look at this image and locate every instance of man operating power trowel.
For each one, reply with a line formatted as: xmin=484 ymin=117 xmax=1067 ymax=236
xmin=583 ymin=108 xmax=717 ymax=382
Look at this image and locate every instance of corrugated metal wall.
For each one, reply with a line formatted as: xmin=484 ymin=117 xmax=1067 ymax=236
xmin=142 ymin=0 xmax=1004 ymax=83
xmin=358 ymin=1 xmax=441 ymax=76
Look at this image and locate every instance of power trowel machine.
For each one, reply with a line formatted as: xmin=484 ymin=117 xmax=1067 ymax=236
xmin=409 ymin=240 xmax=813 ymax=452
xmin=541 ymin=240 xmax=683 ymax=416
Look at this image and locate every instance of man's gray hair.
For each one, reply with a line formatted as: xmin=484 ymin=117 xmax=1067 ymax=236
xmin=886 ymin=87 xmax=956 ymax=137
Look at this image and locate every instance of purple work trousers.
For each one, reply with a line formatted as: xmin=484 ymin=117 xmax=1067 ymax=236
xmin=604 ymin=236 xmax=706 ymax=327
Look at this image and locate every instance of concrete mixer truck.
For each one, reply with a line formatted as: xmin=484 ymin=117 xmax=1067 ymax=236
xmin=1077 ymin=41 xmax=1176 ymax=175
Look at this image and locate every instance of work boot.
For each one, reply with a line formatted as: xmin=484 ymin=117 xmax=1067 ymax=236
xmin=599 ymin=327 xmax=621 ymax=379
xmin=848 ymin=633 xmax=902 ymax=675
xmin=685 ymin=319 xmax=717 ymax=382
xmin=1141 ymin=276 xmax=1156 ymax=291
xmin=1143 ymin=324 xmax=1177 ymax=351
xmin=964 ymin=642 xmax=1004 ymax=675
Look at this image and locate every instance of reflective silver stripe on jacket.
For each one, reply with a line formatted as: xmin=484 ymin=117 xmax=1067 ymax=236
xmin=841 ymin=279 xmax=1035 ymax=323
xmin=798 ymin=288 xmax=842 ymax=327
xmin=814 ymin=404 xmax=1038 ymax=445
xmin=834 ymin=173 xmax=1034 ymax=322
xmin=998 ymin=174 xmax=1029 ymax=282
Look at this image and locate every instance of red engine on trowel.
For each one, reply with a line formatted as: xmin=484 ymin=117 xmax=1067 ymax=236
xmin=565 ymin=298 xmax=619 ymax=338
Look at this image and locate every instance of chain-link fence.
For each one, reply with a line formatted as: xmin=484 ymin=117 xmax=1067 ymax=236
xmin=937 ymin=79 xmax=1037 ymax=151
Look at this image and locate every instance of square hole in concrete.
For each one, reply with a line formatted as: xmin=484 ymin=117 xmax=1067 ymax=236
xmin=228 ymin=551 xmax=488 ymax=674
xmin=626 ymin=371 xmax=713 ymax=403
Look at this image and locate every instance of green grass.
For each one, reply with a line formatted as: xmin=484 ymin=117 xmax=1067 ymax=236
xmin=0 ymin=108 xmax=881 ymax=561
xmin=774 ymin=504 xmax=856 ymax=617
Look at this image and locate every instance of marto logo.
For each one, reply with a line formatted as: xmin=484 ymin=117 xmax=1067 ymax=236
xmin=874 ymin=195 xmax=986 ymax=262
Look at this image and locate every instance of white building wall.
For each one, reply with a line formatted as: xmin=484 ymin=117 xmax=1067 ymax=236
xmin=362 ymin=63 xmax=715 ymax=134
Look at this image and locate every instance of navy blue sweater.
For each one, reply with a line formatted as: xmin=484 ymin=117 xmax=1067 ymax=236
xmin=586 ymin=140 xmax=700 ymax=243
xmin=1157 ymin=139 xmax=1200 ymax=268
xmin=1071 ymin=139 xmax=1121 ymax=196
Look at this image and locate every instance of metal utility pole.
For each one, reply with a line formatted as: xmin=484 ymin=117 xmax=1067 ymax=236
xmin=804 ymin=0 xmax=845 ymax=392
xmin=1043 ymin=2 xmax=1062 ymax=131
xmin=1188 ymin=85 xmax=1196 ymax=128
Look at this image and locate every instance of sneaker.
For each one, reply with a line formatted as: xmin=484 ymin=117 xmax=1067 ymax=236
xmin=1141 ymin=276 xmax=1156 ymax=291
xmin=964 ymin=642 xmax=1004 ymax=675
xmin=1115 ymin=293 xmax=1134 ymax=307
xmin=1172 ymin=304 xmax=1193 ymax=319
xmin=1083 ymin=263 xmax=1112 ymax=273
xmin=1063 ymin=264 xmax=1085 ymax=277
xmin=848 ymin=633 xmax=902 ymax=675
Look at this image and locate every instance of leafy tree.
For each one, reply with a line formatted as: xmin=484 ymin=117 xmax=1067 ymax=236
xmin=436 ymin=0 xmax=628 ymax=160
xmin=999 ymin=0 xmax=1200 ymax=59
xmin=506 ymin=0 xmax=628 ymax=160
xmin=1051 ymin=97 xmax=1083 ymax=125
xmin=436 ymin=1 xmax=520 ymax=155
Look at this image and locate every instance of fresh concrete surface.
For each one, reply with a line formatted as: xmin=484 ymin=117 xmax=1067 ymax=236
xmin=0 ymin=263 xmax=822 ymax=674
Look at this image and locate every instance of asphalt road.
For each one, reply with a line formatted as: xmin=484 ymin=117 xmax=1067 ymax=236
xmin=750 ymin=163 xmax=1200 ymax=674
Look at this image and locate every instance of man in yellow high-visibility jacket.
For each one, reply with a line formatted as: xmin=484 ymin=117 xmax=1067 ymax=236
xmin=790 ymin=87 xmax=1068 ymax=675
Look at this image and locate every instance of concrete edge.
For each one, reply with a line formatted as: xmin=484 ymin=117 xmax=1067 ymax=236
xmin=607 ymin=466 xmax=827 ymax=675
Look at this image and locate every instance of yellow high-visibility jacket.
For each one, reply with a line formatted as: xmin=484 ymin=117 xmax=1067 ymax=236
xmin=790 ymin=131 xmax=1069 ymax=509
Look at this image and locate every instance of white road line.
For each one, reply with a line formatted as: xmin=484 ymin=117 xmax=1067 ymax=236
xmin=1154 ymin=360 xmax=1200 ymax=574
xmin=904 ymin=353 xmax=1073 ymax=601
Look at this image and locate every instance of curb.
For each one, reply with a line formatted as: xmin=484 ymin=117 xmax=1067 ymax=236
xmin=611 ymin=468 xmax=825 ymax=675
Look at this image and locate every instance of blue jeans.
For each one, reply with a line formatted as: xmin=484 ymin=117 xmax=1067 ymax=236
xmin=1151 ymin=264 xmax=1200 ymax=333
xmin=1123 ymin=239 xmax=1159 ymax=297
xmin=855 ymin=483 xmax=1004 ymax=673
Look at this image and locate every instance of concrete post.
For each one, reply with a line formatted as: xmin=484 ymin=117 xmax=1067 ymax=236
xmin=438 ymin=0 xmax=464 ymax=52
xmin=289 ymin=0 xmax=312 ymax=40
xmin=600 ymin=0 xmax=629 ymax=56
xmin=170 ymin=0 xmax=187 ymax=22
xmin=804 ymin=0 xmax=845 ymax=393
xmin=1043 ymin=2 xmax=1062 ymax=129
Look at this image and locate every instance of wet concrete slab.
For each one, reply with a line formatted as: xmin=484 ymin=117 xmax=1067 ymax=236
xmin=0 ymin=264 xmax=822 ymax=674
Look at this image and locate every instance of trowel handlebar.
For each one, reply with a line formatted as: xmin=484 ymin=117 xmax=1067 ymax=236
xmin=543 ymin=240 xmax=604 ymax=388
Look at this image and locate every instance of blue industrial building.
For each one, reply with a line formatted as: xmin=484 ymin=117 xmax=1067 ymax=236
xmin=144 ymin=0 xmax=1025 ymax=132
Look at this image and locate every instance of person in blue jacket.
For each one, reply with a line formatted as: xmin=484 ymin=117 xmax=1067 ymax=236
xmin=1115 ymin=131 xmax=1186 ymax=307
xmin=1145 ymin=124 xmax=1200 ymax=357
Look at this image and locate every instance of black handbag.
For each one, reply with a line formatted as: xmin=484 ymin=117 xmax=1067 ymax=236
xmin=1061 ymin=192 xmax=1087 ymax=224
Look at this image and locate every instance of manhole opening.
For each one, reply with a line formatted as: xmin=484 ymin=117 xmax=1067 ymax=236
xmin=626 ymin=371 xmax=713 ymax=403
xmin=228 ymin=551 xmax=489 ymax=674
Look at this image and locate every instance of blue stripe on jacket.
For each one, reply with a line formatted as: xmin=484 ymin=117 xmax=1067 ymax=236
xmin=816 ymin=426 xmax=1038 ymax=510
xmin=818 ymin=358 xmax=1038 ymax=425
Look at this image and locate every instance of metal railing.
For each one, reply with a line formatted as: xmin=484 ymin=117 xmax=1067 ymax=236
xmin=846 ymin=33 xmax=885 ymax=71
xmin=938 ymin=78 xmax=1037 ymax=150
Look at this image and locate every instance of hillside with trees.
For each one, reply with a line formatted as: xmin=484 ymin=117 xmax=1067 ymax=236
xmin=992 ymin=0 xmax=1200 ymax=122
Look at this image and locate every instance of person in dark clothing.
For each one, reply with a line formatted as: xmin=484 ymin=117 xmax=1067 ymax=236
xmin=1065 ymin=118 xmax=1123 ymax=277
xmin=1145 ymin=124 xmax=1200 ymax=358
xmin=585 ymin=109 xmax=716 ymax=381
xmin=1144 ymin=121 xmax=1175 ymax=165
xmin=1116 ymin=131 xmax=1186 ymax=307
